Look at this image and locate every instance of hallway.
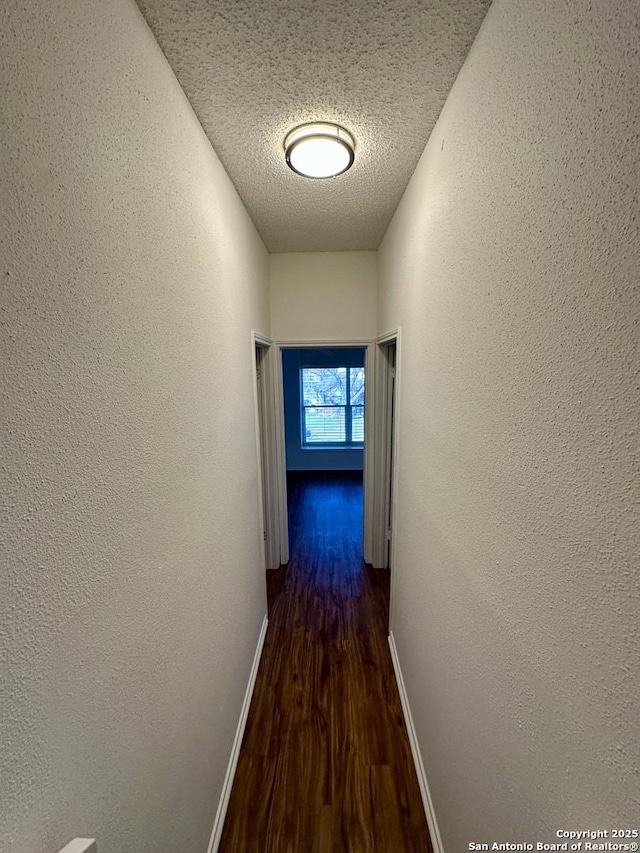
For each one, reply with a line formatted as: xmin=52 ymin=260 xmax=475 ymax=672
xmin=3 ymin=1 xmax=638 ymax=850
xmin=219 ymin=472 xmax=432 ymax=852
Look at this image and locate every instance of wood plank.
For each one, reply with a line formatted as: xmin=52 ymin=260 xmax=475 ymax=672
xmin=219 ymin=471 xmax=432 ymax=852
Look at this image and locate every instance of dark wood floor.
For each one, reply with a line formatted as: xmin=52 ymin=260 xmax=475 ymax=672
xmin=219 ymin=470 xmax=433 ymax=853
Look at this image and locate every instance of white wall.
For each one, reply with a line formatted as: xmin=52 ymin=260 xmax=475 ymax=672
xmin=379 ymin=0 xmax=639 ymax=847
xmin=270 ymin=251 xmax=377 ymax=341
xmin=0 ymin=2 xmax=269 ymax=852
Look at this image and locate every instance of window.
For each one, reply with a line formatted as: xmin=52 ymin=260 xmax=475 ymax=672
xmin=301 ymin=366 xmax=365 ymax=447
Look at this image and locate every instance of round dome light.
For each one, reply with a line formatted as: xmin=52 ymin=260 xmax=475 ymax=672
xmin=284 ymin=122 xmax=355 ymax=179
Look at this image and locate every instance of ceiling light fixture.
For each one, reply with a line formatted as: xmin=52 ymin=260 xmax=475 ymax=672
xmin=284 ymin=122 xmax=355 ymax=179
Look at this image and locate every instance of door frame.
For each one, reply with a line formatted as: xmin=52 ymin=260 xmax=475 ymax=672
xmin=269 ymin=339 xmax=373 ymax=568
xmin=251 ymin=332 xmax=288 ymax=570
xmin=254 ymin=333 xmax=400 ymax=578
xmin=373 ymin=329 xmax=402 ymax=630
xmin=370 ymin=329 xmax=401 ymax=571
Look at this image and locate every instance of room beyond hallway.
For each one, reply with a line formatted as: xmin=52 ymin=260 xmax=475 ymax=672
xmin=219 ymin=471 xmax=432 ymax=852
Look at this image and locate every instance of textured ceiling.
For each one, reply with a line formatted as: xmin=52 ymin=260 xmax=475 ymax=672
xmin=136 ymin=0 xmax=492 ymax=252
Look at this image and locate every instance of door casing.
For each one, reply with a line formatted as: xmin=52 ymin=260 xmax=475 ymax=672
xmin=252 ymin=333 xmax=401 ymax=584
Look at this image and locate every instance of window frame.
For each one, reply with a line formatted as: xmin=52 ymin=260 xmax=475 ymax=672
xmin=299 ymin=365 xmax=365 ymax=449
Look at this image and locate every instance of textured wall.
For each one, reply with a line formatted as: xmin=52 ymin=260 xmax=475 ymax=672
xmin=270 ymin=252 xmax=377 ymax=341
xmin=0 ymin=1 xmax=269 ymax=852
xmin=379 ymin=0 xmax=640 ymax=846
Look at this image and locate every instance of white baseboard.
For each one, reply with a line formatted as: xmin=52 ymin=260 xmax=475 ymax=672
xmin=207 ymin=615 xmax=269 ymax=853
xmin=56 ymin=841 xmax=97 ymax=853
xmin=388 ymin=631 xmax=445 ymax=853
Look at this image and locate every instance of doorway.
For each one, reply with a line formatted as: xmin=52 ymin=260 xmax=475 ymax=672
xmin=279 ymin=345 xmax=367 ymax=582
xmin=252 ymin=334 xmax=400 ymax=576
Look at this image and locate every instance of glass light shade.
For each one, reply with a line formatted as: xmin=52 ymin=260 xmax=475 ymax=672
xmin=284 ymin=123 xmax=355 ymax=179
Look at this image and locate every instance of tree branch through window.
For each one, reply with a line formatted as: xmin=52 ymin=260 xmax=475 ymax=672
xmin=300 ymin=367 xmax=365 ymax=446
